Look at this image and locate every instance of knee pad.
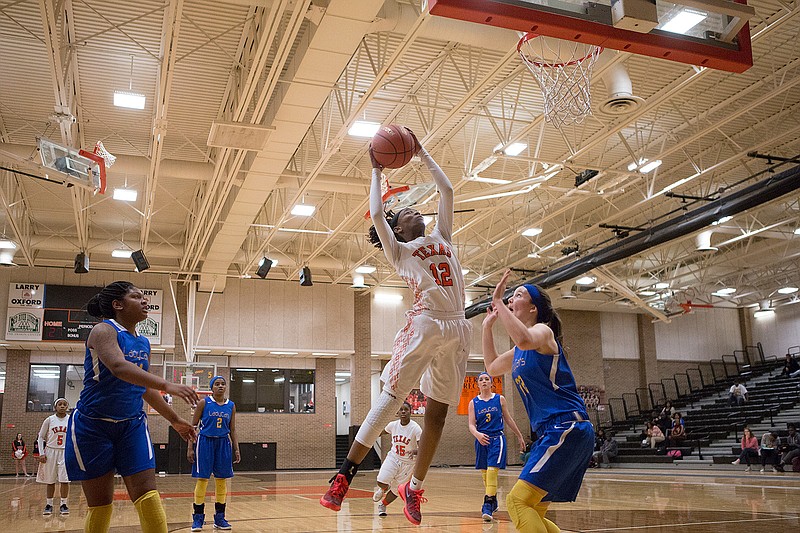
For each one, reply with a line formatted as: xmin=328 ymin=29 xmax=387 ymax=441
xmin=485 ymin=467 xmax=498 ymax=496
xmin=355 ymin=391 xmax=404 ymax=447
xmin=133 ymin=490 xmax=167 ymax=533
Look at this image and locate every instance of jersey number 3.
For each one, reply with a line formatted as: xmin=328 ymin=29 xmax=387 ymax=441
xmin=429 ymin=263 xmax=453 ymax=286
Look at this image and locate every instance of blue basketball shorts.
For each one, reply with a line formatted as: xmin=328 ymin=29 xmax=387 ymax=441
xmin=192 ymin=434 xmax=234 ymax=479
xmin=519 ymin=419 xmax=594 ymax=502
xmin=65 ymin=410 xmax=155 ymax=481
xmin=475 ymin=434 xmax=507 ymax=470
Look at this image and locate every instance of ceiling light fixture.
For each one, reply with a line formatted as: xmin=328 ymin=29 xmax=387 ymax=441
xmin=714 ymin=287 xmax=737 ymax=296
xmin=291 ymin=204 xmax=316 ymax=217
xmin=638 ymin=290 xmax=657 ymax=296
xmin=113 ymin=91 xmax=145 ymax=110
xmin=351 ymin=273 xmax=367 ymax=288
xmin=522 ymin=228 xmax=543 ymax=237
xmin=503 ymin=142 xmax=527 ymax=156
xmin=639 ymin=160 xmax=663 ymax=173
xmin=465 ymin=174 xmax=512 ymax=185
xmin=348 ymin=121 xmax=381 ymax=137
xmin=660 ymin=8 xmax=708 ymax=35
xmin=0 ymin=240 xmax=17 ymax=249
xmin=654 ymin=282 xmax=670 ymax=289
xmin=777 ymin=286 xmax=798 ymax=294
xmin=111 ymin=249 xmax=133 ymax=258
xmin=575 ymin=276 xmax=596 ymax=285
xmin=113 ymin=188 xmax=138 ymax=202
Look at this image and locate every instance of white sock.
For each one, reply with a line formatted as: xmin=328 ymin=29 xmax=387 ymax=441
xmin=60 ymin=498 xmax=68 ymax=505
xmin=409 ymin=476 xmax=424 ymax=491
xmin=46 ymin=498 xmax=53 ymax=506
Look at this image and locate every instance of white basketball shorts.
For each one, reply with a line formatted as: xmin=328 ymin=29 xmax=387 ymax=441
xmin=381 ymin=310 xmax=472 ymax=406
xmin=376 ymin=454 xmax=415 ymax=490
xmin=37 ymin=448 xmax=69 ymax=484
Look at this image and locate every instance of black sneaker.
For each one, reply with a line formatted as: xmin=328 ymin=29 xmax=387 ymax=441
xmin=42 ymin=504 xmax=53 ymax=516
xmin=59 ymin=503 xmax=69 ymax=515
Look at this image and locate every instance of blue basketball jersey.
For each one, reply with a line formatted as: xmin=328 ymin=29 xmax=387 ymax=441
xmin=199 ymin=396 xmax=234 ymax=437
xmin=473 ymin=393 xmax=504 ymax=436
xmin=76 ymin=319 xmax=150 ymax=420
xmin=512 ymin=343 xmax=588 ymax=433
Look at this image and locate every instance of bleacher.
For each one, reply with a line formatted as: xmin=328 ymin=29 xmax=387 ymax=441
xmin=591 ymin=343 xmax=799 ymax=467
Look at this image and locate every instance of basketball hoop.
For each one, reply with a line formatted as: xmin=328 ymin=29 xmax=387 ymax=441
xmin=517 ymin=33 xmax=602 ymax=129
xmin=93 ymin=141 xmax=116 ymax=168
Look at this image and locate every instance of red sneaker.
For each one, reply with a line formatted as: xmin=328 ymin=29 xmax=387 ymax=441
xmin=397 ymin=481 xmax=428 ymax=525
xmin=320 ymin=474 xmax=350 ymax=512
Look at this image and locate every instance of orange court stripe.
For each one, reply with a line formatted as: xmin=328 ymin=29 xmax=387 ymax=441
xmin=113 ymin=486 xmax=373 ymax=500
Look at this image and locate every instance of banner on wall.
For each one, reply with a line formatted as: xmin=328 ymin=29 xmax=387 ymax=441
xmin=5 ymin=283 xmax=162 ymax=344
xmin=457 ymin=374 xmax=504 ymax=415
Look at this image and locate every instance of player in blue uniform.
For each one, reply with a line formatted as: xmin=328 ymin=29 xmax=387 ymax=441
xmin=468 ymin=372 xmax=525 ymax=522
xmin=65 ymin=282 xmax=199 ymax=533
xmin=482 ymin=271 xmax=594 ymax=533
xmin=187 ymin=376 xmax=240 ymax=531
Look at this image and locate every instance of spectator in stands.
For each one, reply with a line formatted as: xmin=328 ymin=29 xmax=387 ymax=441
xmin=655 ymin=409 xmax=671 ymax=435
xmin=728 ymin=380 xmax=748 ymax=407
xmin=668 ymin=413 xmax=686 ymax=447
xmin=759 ymin=430 xmax=782 ymax=473
xmin=644 ymin=421 xmax=665 ymax=449
xmin=591 ymin=432 xmax=618 ymax=468
xmin=779 ymin=354 xmax=800 ymax=378
xmin=732 ymin=427 xmax=759 ymax=472
xmin=780 ymin=423 xmax=799 ymax=468
xmin=660 ymin=401 xmax=675 ymax=418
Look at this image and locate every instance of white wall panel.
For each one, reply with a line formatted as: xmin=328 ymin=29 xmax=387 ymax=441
xmin=194 ymin=279 xmax=354 ymax=352
xmin=752 ymin=303 xmax=800 ymax=356
xmin=655 ymin=308 xmax=741 ymax=361
xmin=601 ymin=313 xmax=639 ymax=359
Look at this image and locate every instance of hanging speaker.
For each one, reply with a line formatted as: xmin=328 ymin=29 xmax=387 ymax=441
xmin=74 ymin=252 xmax=89 ymax=274
xmin=256 ymin=257 xmax=273 ymax=279
xmin=131 ymin=249 xmax=150 ymax=272
xmin=299 ymin=266 xmax=313 ymax=286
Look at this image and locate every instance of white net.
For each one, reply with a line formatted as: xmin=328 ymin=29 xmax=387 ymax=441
xmin=517 ymin=34 xmax=601 ymax=129
xmin=93 ymin=141 xmax=116 ymax=168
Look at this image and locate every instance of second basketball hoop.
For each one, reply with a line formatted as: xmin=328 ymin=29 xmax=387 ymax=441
xmin=517 ymin=33 xmax=602 ymax=129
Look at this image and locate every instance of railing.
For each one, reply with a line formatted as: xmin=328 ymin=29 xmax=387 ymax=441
xmin=722 ymin=354 xmax=740 ymax=377
xmin=635 ymin=387 xmax=652 ymax=414
xmin=661 ymin=378 xmax=679 ymax=401
xmin=648 ymin=382 xmax=666 ymax=409
xmin=686 ymin=367 xmax=704 ymax=391
xmin=608 ymin=397 xmax=627 ymax=424
xmin=622 ymin=392 xmax=640 ymax=419
xmin=710 ymin=359 xmax=727 ymax=382
xmin=746 ymin=345 xmax=763 ymax=366
xmin=674 ymin=373 xmax=691 ymax=397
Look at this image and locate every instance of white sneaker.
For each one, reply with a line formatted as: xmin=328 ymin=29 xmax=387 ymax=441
xmin=373 ymin=486 xmax=385 ymax=502
xmin=745 ymin=466 xmax=751 ymax=472
xmin=772 ymin=466 xmax=778 ymax=473
xmin=732 ymin=459 xmax=740 ymax=465
xmin=760 ymin=468 xmax=765 ymax=473
xmin=377 ymin=503 xmax=387 ymax=517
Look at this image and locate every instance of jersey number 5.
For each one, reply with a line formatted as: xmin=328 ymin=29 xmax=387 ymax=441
xmin=57 ymin=435 xmax=63 ymax=446
xmin=429 ymin=263 xmax=453 ymax=286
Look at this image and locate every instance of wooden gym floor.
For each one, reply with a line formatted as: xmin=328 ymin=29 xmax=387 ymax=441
xmin=2 ymin=467 xmax=798 ymax=532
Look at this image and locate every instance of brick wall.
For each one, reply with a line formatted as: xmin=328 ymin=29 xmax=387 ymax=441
xmin=603 ymin=359 xmax=641 ymax=400
xmin=1 ymin=350 xmax=45 ymax=475
xmin=560 ymin=310 xmax=605 ymax=391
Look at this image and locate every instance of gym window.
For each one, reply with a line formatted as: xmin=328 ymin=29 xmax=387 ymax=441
xmin=229 ymin=368 xmax=314 ymax=413
xmin=27 ymin=364 xmax=84 ymax=412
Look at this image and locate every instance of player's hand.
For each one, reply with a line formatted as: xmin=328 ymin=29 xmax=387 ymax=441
xmin=38 ymin=455 xmax=48 ymax=464
xmin=403 ymin=127 xmax=422 ymax=154
xmin=517 ymin=436 xmax=526 ymax=453
xmin=368 ymin=145 xmax=384 ymax=170
xmin=187 ymin=448 xmax=195 ymax=463
xmin=477 ymin=433 xmax=490 ymax=446
xmin=172 ymin=418 xmax=197 ymax=443
xmin=165 ymin=382 xmax=200 ymax=406
xmin=483 ymin=304 xmax=499 ymax=328
xmin=234 ymin=449 xmax=241 ymax=464
xmin=492 ymin=269 xmax=511 ymax=305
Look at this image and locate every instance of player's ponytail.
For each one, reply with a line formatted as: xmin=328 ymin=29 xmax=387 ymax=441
xmin=86 ymin=281 xmax=135 ymax=319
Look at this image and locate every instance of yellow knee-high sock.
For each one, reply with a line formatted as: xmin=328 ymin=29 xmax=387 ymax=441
xmin=84 ymin=503 xmax=113 ymax=533
xmin=215 ymin=478 xmax=227 ymax=504
xmin=133 ymin=490 xmax=167 ymax=533
xmin=194 ymin=479 xmax=209 ymax=506
xmin=506 ymin=481 xmax=549 ymax=533
xmin=535 ymin=501 xmax=560 ymax=533
xmin=486 ymin=467 xmax=499 ymax=497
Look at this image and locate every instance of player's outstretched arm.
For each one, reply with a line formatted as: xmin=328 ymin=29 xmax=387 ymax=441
xmin=491 ymin=270 xmax=552 ymax=351
xmin=143 ymin=388 xmax=196 ymax=443
xmin=482 ymin=305 xmax=514 ymax=376
xmin=88 ymin=323 xmax=199 ymax=406
xmin=369 ymin=148 xmax=400 ymax=262
xmin=412 ymin=134 xmax=454 ymax=241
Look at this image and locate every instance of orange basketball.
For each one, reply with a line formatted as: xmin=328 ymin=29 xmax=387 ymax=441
xmin=371 ymin=125 xmax=417 ymax=169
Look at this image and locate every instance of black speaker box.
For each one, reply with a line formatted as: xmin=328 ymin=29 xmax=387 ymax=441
xmin=132 ymin=249 xmax=150 ymax=272
xmin=74 ymin=252 xmax=89 ymax=274
xmin=300 ymin=266 xmax=313 ymax=286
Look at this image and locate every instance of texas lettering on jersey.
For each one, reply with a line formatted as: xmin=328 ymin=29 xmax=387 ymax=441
xmin=411 ymin=243 xmax=452 ymax=260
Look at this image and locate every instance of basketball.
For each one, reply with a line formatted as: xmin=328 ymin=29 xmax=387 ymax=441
xmin=371 ymin=125 xmax=417 ymax=169
xmin=14 ymin=449 xmax=23 ymax=459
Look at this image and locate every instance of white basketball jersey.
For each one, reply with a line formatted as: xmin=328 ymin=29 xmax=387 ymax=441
xmin=39 ymin=414 xmax=69 ymax=450
xmin=389 ymin=228 xmax=465 ymax=315
xmin=385 ymin=419 xmax=422 ymax=462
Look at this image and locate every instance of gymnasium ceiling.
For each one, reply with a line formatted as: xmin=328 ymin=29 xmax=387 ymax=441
xmin=1 ymin=0 xmax=800 ymax=321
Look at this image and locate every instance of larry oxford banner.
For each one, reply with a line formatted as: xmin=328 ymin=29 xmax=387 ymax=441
xmin=457 ymin=373 xmax=503 ymax=415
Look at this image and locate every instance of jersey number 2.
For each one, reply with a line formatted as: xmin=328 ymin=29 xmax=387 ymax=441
xmin=429 ymin=263 xmax=453 ymax=286
xmin=216 ymin=418 xmax=223 ymax=429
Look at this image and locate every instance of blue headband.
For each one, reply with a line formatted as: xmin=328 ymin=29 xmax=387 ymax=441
xmin=209 ymin=375 xmax=225 ymax=388
xmin=523 ymin=284 xmax=551 ymax=323
xmin=478 ymin=372 xmax=490 ymax=379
